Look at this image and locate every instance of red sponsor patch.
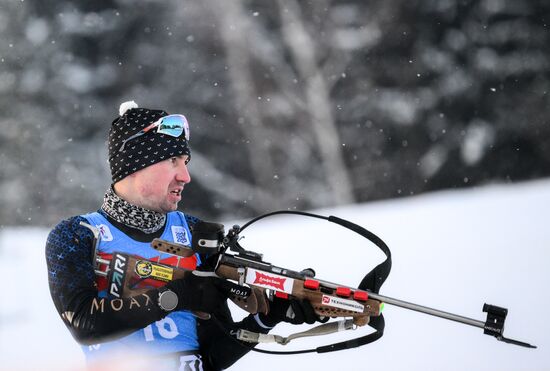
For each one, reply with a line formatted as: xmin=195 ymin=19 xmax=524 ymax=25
xmin=322 ymin=296 xmax=330 ymax=304
xmin=253 ymin=271 xmax=287 ymax=291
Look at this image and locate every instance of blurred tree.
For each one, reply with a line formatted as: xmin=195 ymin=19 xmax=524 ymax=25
xmin=0 ymin=0 xmax=549 ymax=227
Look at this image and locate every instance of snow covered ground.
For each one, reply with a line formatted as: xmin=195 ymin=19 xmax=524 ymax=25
xmin=1 ymin=179 xmax=548 ymax=371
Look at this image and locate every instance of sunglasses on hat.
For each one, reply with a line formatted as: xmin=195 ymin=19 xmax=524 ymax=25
xmin=118 ymin=114 xmax=190 ymax=153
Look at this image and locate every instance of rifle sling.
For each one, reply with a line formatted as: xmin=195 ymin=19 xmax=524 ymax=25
xmin=229 ymin=210 xmax=392 ymax=355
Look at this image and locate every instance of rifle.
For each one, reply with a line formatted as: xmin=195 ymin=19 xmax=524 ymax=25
xmin=82 ymin=211 xmax=537 ymax=354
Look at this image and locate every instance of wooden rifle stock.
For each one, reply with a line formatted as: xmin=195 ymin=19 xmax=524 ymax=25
xmin=153 ymin=239 xmax=382 ymax=326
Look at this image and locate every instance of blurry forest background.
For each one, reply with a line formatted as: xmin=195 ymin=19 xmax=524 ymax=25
xmin=1 ymin=0 xmax=549 ymax=227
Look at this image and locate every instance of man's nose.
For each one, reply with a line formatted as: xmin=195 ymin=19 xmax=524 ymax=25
xmin=176 ymin=163 xmax=191 ymax=183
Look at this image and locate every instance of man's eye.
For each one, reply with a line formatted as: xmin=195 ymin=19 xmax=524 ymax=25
xmin=170 ymin=157 xmax=177 ymax=164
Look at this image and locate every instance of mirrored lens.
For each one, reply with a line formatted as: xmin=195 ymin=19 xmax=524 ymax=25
xmin=157 ymin=115 xmax=188 ymax=139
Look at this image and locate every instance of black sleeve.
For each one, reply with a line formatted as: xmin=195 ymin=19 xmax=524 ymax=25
xmin=45 ymin=216 xmax=166 ymax=345
xmin=198 ymin=303 xmax=271 ymax=371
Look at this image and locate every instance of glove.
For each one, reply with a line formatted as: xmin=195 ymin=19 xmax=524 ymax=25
xmin=192 ymin=220 xmax=225 ymax=255
xmin=163 ymin=273 xmax=239 ymax=313
xmin=258 ymin=296 xmax=324 ymax=327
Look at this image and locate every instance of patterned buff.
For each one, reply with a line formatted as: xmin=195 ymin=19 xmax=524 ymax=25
xmin=101 ymin=186 xmax=166 ymax=234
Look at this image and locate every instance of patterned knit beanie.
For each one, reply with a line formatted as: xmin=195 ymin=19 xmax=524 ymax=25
xmin=108 ymin=101 xmax=191 ymax=183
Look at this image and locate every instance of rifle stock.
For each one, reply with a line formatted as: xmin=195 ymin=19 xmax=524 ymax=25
xmin=153 ymin=238 xmax=381 ymax=325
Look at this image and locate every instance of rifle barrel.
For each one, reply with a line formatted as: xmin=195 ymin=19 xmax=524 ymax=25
xmin=368 ymin=292 xmax=485 ymax=329
xmin=314 ymin=277 xmax=484 ymax=329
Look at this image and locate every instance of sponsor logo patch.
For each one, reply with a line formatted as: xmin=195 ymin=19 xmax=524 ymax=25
xmin=135 ymin=260 xmax=174 ymax=281
xmin=109 ymin=253 xmax=127 ymax=298
xmin=135 ymin=260 xmax=153 ymax=277
xmin=321 ymin=294 xmax=365 ymax=313
xmin=245 ymin=268 xmax=294 ymax=294
xmin=171 ymin=226 xmax=190 ymax=245
xmin=97 ymin=224 xmax=113 ymax=241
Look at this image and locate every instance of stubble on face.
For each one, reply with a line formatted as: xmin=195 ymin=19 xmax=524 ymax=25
xmin=116 ymin=156 xmax=189 ymax=214
xmin=133 ymin=165 xmax=180 ymax=213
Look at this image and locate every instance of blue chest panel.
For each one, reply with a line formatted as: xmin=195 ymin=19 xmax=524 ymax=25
xmin=80 ymin=211 xmax=200 ymax=359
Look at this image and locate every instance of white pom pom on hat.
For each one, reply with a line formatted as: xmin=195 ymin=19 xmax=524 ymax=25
xmin=119 ymin=101 xmax=139 ymax=116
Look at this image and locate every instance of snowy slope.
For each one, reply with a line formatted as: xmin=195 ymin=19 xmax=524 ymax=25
xmin=1 ymin=179 xmax=548 ymax=371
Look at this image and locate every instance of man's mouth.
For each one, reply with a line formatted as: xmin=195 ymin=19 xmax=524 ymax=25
xmin=170 ymin=189 xmax=182 ymax=196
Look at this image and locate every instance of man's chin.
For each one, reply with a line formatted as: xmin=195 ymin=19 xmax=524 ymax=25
xmin=161 ymin=202 xmax=179 ymax=213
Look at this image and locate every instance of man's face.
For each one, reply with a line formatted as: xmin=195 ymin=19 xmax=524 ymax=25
xmin=129 ymin=155 xmax=191 ymax=213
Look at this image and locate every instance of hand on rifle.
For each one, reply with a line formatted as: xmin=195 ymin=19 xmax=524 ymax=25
xmin=258 ymin=295 xmax=328 ymax=327
xmin=163 ymin=272 xmax=245 ymax=314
